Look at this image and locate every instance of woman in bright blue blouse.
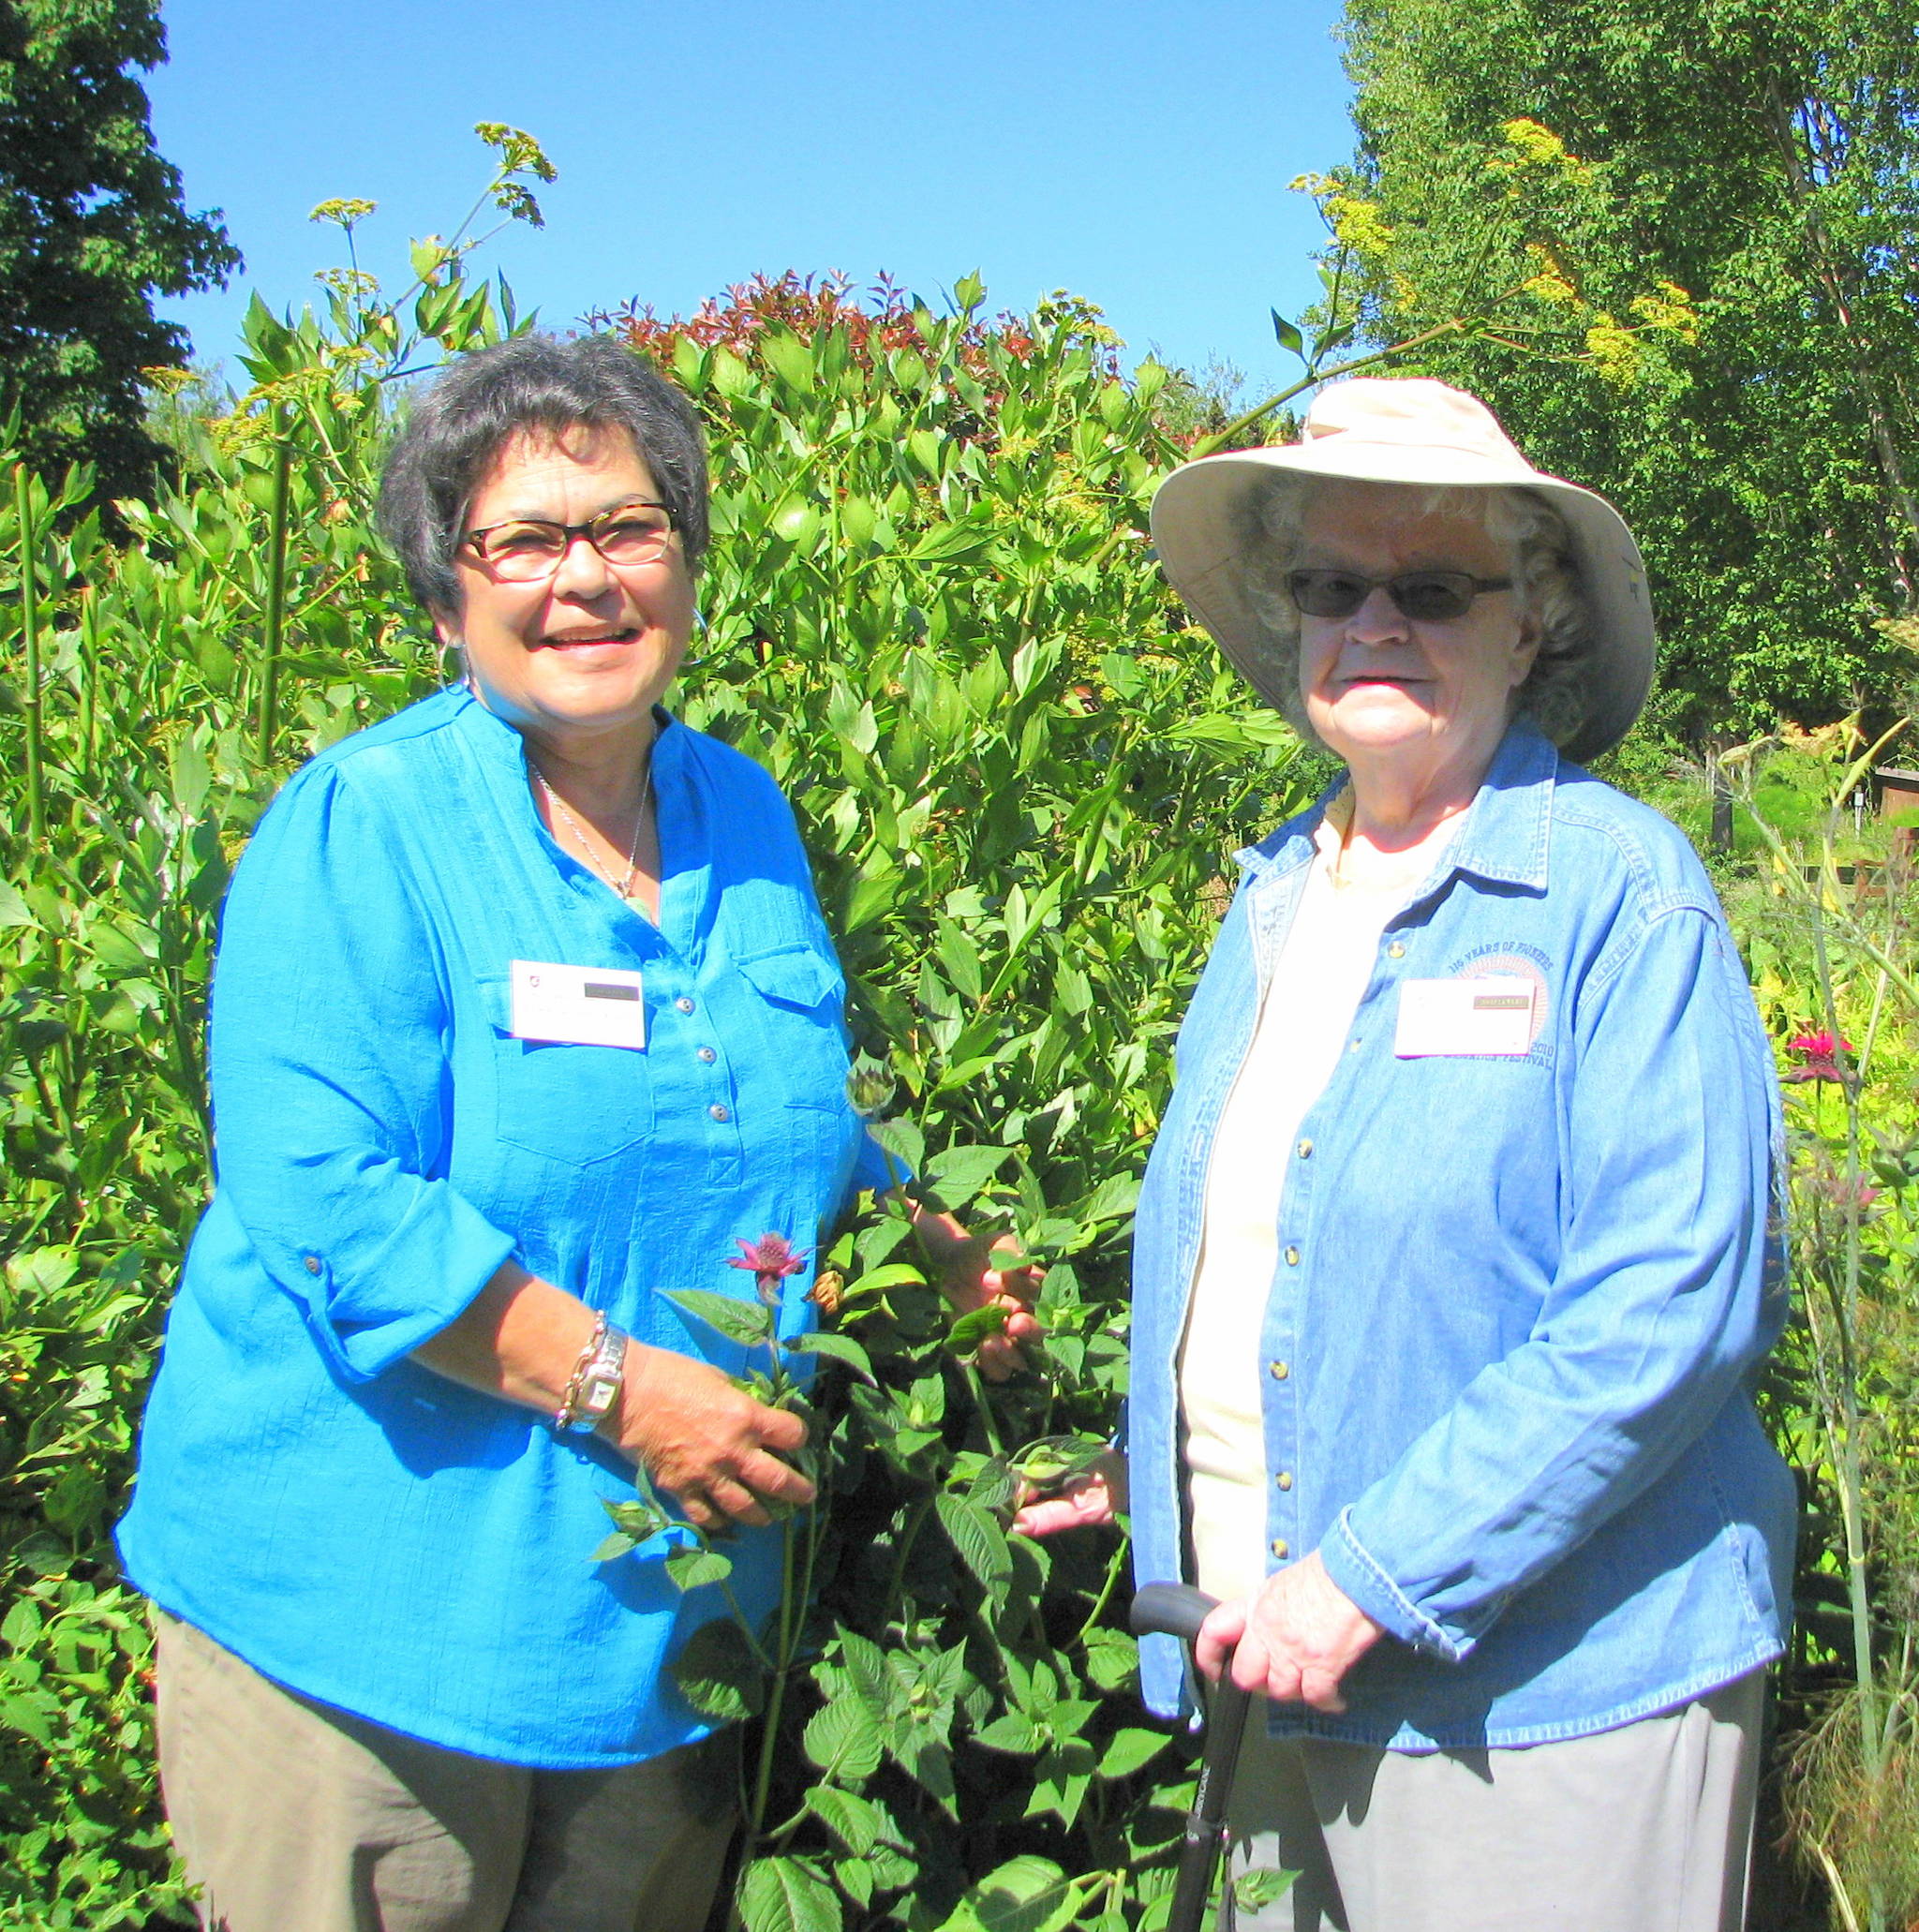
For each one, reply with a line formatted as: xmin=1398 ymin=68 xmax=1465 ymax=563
xmin=118 ymin=334 xmax=1035 ymax=1932
xmin=1020 ymin=379 xmax=1793 ymax=1931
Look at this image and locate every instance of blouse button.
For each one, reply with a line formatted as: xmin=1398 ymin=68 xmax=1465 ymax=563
xmin=1387 ymin=940 xmax=1406 ymax=959
xmin=707 ymin=1103 xmax=730 ymax=1122
xmin=1268 ymin=1360 xmax=1289 ymax=1380
xmin=675 ymin=996 xmax=695 ymax=1014
xmin=1275 ymin=1470 xmax=1293 ymax=1491
xmin=1295 ymin=1138 xmax=1313 ymax=1159
xmin=696 ymin=1047 xmax=717 ymax=1064
xmin=303 ymin=1255 xmax=321 ymax=1274
xmin=1271 ymin=1538 xmax=1290 ymax=1560
xmin=1346 ymin=1038 xmax=1361 ymax=1054
xmin=1284 ymin=1245 xmax=1301 ymax=1267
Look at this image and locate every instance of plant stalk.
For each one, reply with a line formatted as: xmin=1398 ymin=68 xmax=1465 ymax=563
xmin=15 ymin=465 xmax=44 ymax=840
xmin=1189 ymin=316 xmax=1477 ymax=457
xmin=1808 ymin=900 xmax=1884 ymax=1780
xmin=254 ymin=432 xmax=292 ymax=762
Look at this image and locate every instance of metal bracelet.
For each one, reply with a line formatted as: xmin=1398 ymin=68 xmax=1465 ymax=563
xmin=559 ymin=1320 xmax=630 ymax=1434
xmin=553 ymin=1312 xmax=609 ymax=1432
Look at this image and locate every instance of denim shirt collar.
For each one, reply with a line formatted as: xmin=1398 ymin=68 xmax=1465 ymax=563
xmin=1233 ymin=719 xmax=1560 ymax=899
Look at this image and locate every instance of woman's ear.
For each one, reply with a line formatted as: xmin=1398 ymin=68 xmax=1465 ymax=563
xmin=429 ymin=605 xmax=462 ymax=653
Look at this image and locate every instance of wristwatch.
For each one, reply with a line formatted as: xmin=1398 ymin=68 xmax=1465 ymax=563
xmin=556 ymin=1318 xmax=630 ymax=1434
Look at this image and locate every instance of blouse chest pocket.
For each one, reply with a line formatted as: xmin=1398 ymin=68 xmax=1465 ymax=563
xmin=731 ymin=944 xmax=854 ymax=1110
xmin=734 ymin=943 xmax=840 ymax=1011
xmin=474 ymin=976 xmax=655 ymax=1168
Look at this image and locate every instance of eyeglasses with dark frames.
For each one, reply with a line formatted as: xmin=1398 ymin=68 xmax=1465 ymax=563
xmin=1287 ymin=568 xmax=1513 ymax=623
xmin=460 ymin=499 xmax=676 ymax=582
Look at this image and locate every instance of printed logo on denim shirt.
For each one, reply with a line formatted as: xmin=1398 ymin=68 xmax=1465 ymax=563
xmin=1450 ymin=943 xmax=1553 ymax=1063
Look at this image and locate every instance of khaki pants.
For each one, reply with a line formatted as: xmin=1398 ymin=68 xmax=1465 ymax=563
xmin=153 ymin=1610 xmax=737 ymax=1932
xmin=1226 ymin=1672 xmax=1766 ymax=1932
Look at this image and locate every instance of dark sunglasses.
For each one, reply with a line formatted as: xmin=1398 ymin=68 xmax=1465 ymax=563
xmin=1287 ymin=568 xmax=1513 ymax=622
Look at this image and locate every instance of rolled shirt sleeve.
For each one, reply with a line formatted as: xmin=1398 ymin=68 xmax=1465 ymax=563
xmin=207 ymin=761 xmax=516 ymax=1381
xmin=1319 ymin=904 xmax=1782 ymax=1660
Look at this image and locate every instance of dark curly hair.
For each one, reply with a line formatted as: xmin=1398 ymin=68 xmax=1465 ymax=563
xmin=377 ymin=333 xmax=709 ymax=614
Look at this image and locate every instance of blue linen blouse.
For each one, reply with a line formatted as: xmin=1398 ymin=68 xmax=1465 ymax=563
xmin=1128 ymin=721 xmax=1796 ymax=1750
xmin=117 ymin=685 xmax=888 ymax=1768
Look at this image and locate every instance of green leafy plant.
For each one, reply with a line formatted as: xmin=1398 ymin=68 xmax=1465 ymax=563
xmin=13 ymin=109 xmax=1916 ymax=1930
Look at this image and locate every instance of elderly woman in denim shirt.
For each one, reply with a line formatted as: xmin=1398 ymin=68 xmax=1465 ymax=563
xmin=1020 ymin=379 xmax=1793 ymax=1931
xmin=119 ymin=334 xmax=1035 ymax=1932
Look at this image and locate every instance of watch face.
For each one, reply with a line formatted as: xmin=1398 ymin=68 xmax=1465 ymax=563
xmin=569 ymin=1345 xmax=626 ymax=1431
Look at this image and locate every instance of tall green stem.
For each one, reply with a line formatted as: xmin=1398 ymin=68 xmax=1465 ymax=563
xmin=961 ymin=1360 xmax=1004 ymax=1456
xmin=254 ymin=431 xmax=292 ymax=762
xmin=1807 ymin=900 xmax=1888 ymax=1932
xmin=1187 ymin=316 xmax=1479 ymax=457
xmin=15 ymin=465 xmax=43 ymax=840
xmin=80 ymin=587 xmax=99 ymax=786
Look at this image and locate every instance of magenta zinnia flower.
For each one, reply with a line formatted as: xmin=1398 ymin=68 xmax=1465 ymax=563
xmin=728 ymin=1232 xmax=809 ymax=1306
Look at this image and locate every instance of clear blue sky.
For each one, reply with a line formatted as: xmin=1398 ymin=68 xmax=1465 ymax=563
xmin=147 ymin=0 xmax=1357 ymax=400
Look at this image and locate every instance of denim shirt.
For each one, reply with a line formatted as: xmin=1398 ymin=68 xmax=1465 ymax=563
xmin=119 ymin=687 xmax=889 ymax=1768
xmin=1129 ymin=721 xmax=1794 ymax=1750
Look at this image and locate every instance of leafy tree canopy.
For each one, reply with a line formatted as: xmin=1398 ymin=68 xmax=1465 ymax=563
xmin=1327 ymin=0 xmax=1919 ymax=736
xmin=0 ymin=0 xmax=238 ymax=499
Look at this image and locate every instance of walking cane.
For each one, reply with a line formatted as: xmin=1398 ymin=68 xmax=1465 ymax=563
xmin=1129 ymin=1583 xmax=1254 ymax=1932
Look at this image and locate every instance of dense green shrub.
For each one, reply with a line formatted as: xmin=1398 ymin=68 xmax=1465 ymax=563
xmin=0 ymin=189 xmax=1310 ymax=1924
xmin=5 ymin=163 xmax=1915 ymax=1930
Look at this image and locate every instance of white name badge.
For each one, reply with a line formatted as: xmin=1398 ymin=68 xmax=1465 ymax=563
xmin=509 ymin=959 xmax=647 ymax=1050
xmin=1393 ymin=975 xmax=1537 ymax=1058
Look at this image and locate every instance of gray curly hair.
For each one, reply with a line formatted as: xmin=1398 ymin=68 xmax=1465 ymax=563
xmin=1236 ymin=477 xmax=1598 ymax=750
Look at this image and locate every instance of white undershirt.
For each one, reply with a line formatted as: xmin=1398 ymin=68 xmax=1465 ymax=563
xmin=1177 ymin=810 xmax=1415 ymax=1604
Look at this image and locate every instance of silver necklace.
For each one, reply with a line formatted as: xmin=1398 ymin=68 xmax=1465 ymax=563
xmin=532 ymin=766 xmax=649 ymax=899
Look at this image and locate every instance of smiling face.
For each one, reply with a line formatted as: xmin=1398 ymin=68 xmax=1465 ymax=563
xmin=1295 ymin=482 xmax=1540 ymax=789
xmin=436 ymin=422 xmax=696 ymax=757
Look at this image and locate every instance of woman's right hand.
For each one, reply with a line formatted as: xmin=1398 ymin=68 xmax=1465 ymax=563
xmin=603 ymin=1341 xmax=815 ymax=1533
xmin=1011 ymin=1449 xmax=1126 ymax=1538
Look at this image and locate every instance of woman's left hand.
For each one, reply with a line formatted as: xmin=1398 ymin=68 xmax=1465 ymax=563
xmin=1194 ymin=1550 xmax=1384 ymax=1714
xmin=909 ymin=1202 xmax=1045 ymax=1381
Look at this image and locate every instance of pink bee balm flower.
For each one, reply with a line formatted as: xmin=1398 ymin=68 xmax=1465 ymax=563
xmin=1784 ymin=1031 xmax=1854 ymax=1084
xmin=728 ymin=1232 xmax=809 ymax=1306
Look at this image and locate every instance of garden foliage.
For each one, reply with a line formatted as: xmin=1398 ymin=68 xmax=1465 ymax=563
xmin=3 ymin=141 xmax=1916 ymax=1932
xmin=0 ymin=182 xmax=1309 ymax=1925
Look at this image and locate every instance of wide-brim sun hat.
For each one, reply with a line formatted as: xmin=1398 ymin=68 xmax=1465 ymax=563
xmin=1149 ymin=377 xmax=1655 ymax=765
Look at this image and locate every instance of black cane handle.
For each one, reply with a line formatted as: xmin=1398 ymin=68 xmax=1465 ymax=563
xmin=1128 ymin=1581 xmax=1219 ymax=1645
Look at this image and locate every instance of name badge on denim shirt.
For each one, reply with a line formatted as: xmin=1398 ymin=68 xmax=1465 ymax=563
xmin=1393 ymin=976 xmax=1536 ymax=1058
xmin=510 ymin=959 xmax=647 ymax=1049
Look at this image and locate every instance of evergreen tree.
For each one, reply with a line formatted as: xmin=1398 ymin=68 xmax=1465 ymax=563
xmin=0 ymin=0 xmax=238 ymax=499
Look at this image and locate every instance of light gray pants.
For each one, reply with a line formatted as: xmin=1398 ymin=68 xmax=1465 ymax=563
xmin=1226 ymin=1672 xmax=1766 ymax=1932
xmin=153 ymin=1610 xmax=737 ymax=1932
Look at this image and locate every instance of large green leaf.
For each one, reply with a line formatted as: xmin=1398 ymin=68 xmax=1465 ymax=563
xmin=738 ymin=1855 xmax=840 ymax=1932
xmin=781 ymin=1330 xmax=875 ymax=1382
xmin=662 ymin=1288 xmax=773 ymax=1350
xmin=941 ymin=1856 xmax=1081 ymax=1932
xmin=800 ymin=1784 xmax=895 ymax=1856
xmin=669 ymin=1617 xmax=766 ymax=1723
xmin=663 ymin=1547 xmax=734 ymax=1593
xmin=933 ymin=1494 xmax=1013 ymax=1593
xmin=921 ymin=1142 xmax=1010 ymax=1208
xmin=1097 ymin=1727 xmax=1169 ymax=1779
xmin=801 ymin=1692 xmax=885 ymax=1782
